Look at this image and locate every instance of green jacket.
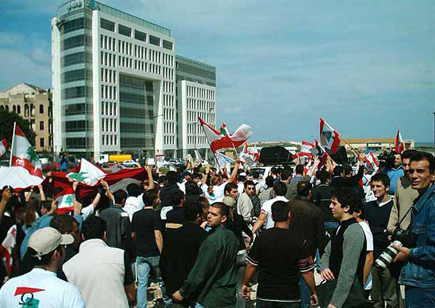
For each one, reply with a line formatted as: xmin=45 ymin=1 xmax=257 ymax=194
xmin=180 ymin=225 xmax=239 ymax=308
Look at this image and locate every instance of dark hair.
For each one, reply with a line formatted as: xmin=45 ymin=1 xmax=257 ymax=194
xmin=244 ymin=180 xmax=255 ymax=189
xmin=114 ymin=190 xmax=128 ymax=205
xmin=273 ymin=182 xmax=287 ymax=196
xmin=271 ymin=200 xmax=289 ymax=222
xmin=158 ymin=175 xmax=167 ymax=185
xmin=166 ymin=171 xmax=179 ymax=184
xmin=265 ymin=176 xmax=275 ymax=188
xmin=333 ymin=165 xmax=344 ymax=177
xmin=252 ymin=171 xmax=260 ymax=179
xmin=142 ymin=189 xmax=159 ymax=207
xmin=126 ymin=183 xmax=142 ymax=197
xmin=409 ymin=151 xmax=435 ymax=173
xmin=318 ymin=169 xmax=331 ymax=184
xmin=343 ymin=165 xmax=352 ymax=176
xmin=224 ymin=182 xmax=238 ymax=194
xmin=297 ymin=180 xmax=312 ymax=197
xmin=210 ymin=202 xmax=229 ymax=219
xmin=370 ymin=173 xmax=390 ymax=187
xmin=295 ymin=165 xmax=304 ymax=175
xmin=331 ymin=187 xmax=359 ymax=214
xmin=28 ymin=246 xmax=62 ymax=266
xmin=171 ymin=190 xmax=185 ymax=206
xmin=185 ymin=181 xmax=201 ymax=195
xmin=82 ymin=216 xmax=106 ymax=240
xmin=401 ymin=150 xmax=418 ymax=160
xmin=25 ymin=198 xmax=39 ymax=226
xmin=281 ymin=168 xmax=292 ymax=181
xmin=352 ymin=196 xmax=365 ymax=219
xmin=192 ymin=173 xmax=201 ymax=180
xmin=184 ymin=203 xmax=203 ymax=222
xmin=50 ymin=214 xmax=78 ymax=234
xmin=40 ymin=200 xmax=52 ymax=212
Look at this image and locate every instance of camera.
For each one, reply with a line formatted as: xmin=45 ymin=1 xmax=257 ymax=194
xmin=374 ymin=228 xmax=411 ymax=270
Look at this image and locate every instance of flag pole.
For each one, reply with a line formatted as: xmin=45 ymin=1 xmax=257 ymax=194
xmin=9 ymin=122 xmax=16 ymax=167
xmin=323 ymin=119 xmax=360 ymax=156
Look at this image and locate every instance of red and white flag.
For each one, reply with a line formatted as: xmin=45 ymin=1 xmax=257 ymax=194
xmin=395 ymin=129 xmax=405 ymax=154
xmin=0 ymin=224 xmax=17 ymax=275
xmin=68 ymin=158 xmax=107 ymax=186
xmin=320 ymin=118 xmax=340 ymax=154
xmin=0 ymin=139 xmax=6 ymax=158
xmin=364 ymin=151 xmax=379 ymax=170
xmin=199 ymin=117 xmax=252 ymax=152
xmin=10 ymin=124 xmax=42 ymax=178
xmin=51 ymin=174 xmax=76 ymax=215
xmin=298 ymin=141 xmax=315 ymax=158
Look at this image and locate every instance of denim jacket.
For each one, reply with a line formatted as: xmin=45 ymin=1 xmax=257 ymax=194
xmin=399 ymin=184 xmax=435 ymax=288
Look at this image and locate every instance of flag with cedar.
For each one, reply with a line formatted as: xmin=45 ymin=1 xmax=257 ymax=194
xmin=10 ymin=123 xmax=42 ymax=178
xmin=320 ymin=118 xmax=340 ymax=154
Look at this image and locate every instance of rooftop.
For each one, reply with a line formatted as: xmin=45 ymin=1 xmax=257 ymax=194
xmin=176 ymin=55 xmax=215 ymax=70
xmin=58 ymin=0 xmax=171 ymax=36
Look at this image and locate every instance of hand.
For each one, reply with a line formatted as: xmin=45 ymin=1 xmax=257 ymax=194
xmin=48 ymin=200 xmax=58 ymax=215
xmin=241 ymin=284 xmax=251 ymax=300
xmin=310 ymin=293 xmax=319 ymax=307
xmin=37 ymin=184 xmax=43 ymax=190
xmin=1 ymin=188 xmax=13 ymax=203
xmin=393 ymin=245 xmax=410 ymax=263
xmin=172 ymin=291 xmax=183 ymax=302
xmin=100 ymin=180 xmax=109 ymax=189
xmin=236 ymin=158 xmax=241 ymax=164
xmin=145 ymin=165 xmax=152 ymax=173
xmin=321 ymin=268 xmax=335 ymax=281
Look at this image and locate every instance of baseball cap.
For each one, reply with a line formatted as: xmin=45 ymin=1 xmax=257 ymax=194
xmin=28 ymin=227 xmax=74 ymax=257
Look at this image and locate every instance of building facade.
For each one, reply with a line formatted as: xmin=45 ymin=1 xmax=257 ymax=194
xmin=176 ymin=55 xmax=216 ymax=158
xmin=0 ymin=83 xmax=53 ymax=152
xmin=52 ymin=0 xmax=178 ymax=160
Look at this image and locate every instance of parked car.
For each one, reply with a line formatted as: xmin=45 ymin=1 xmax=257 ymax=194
xmin=122 ymin=159 xmax=137 ymax=168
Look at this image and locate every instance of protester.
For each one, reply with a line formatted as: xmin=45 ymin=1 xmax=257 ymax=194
xmin=320 ymin=188 xmax=367 ymax=308
xmin=0 ymin=227 xmax=85 ymax=307
xmin=364 ymin=173 xmax=398 ymax=307
xmin=172 ymin=202 xmax=239 ymax=307
xmin=160 ymin=203 xmax=207 ymax=307
xmin=258 ymin=175 xmax=274 ymax=205
xmin=242 ymin=200 xmax=318 ymax=308
xmin=63 ymin=216 xmax=135 ymax=308
xmin=132 ymin=189 xmax=164 ymax=308
xmin=236 ymin=180 xmax=255 ymax=223
xmin=393 ymin=152 xmax=435 ymax=308
xmin=381 ymin=151 xmax=404 ymax=195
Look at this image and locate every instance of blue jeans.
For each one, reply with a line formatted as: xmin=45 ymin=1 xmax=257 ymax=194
xmin=299 ymin=273 xmax=310 ymax=308
xmin=257 ymin=300 xmax=300 ymax=308
xmin=137 ymin=255 xmax=161 ymax=308
xmin=405 ymin=286 xmax=435 ymax=308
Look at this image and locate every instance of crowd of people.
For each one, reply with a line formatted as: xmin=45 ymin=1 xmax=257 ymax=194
xmin=0 ymin=148 xmax=434 ymax=308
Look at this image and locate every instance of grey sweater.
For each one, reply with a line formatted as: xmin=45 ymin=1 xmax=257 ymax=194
xmin=321 ymin=223 xmax=365 ymax=308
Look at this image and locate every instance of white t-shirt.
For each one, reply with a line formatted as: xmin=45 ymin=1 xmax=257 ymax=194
xmin=0 ymin=268 xmax=85 ymax=308
xmin=261 ymin=196 xmax=288 ymax=229
xmin=201 ymin=182 xmax=227 ymax=204
xmin=359 ymin=221 xmax=374 ymax=252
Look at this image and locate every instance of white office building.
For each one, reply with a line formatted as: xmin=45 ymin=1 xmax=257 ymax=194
xmin=52 ymin=0 xmax=178 ymax=160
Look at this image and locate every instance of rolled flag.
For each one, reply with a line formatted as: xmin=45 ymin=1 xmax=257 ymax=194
xmin=395 ymin=129 xmax=405 ymax=154
xmin=10 ymin=123 xmax=43 ymax=178
xmin=320 ymin=118 xmax=340 ymax=154
xmin=0 ymin=139 xmax=6 ymax=158
xmin=68 ymin=158 xmax=107 ymax=185
xmin=199 ymin=117 xmax=253 ymax=152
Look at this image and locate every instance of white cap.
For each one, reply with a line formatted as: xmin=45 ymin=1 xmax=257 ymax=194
xmin=28 ymin=227 xmax=74 ymax=257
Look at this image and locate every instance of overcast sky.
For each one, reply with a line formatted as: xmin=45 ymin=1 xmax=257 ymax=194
xmin=0 ymin=0 xmax=434 ymax=143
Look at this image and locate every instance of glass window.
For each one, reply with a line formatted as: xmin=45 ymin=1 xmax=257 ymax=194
xmin=135 ymin=30 xmax=146 ymax=42
xmin=62 ymin=86 xmax=86 ymax=99
xmin=40 ymin=138 xmax=45 ymax=148
xmin=118 ymin=24 xmax=131 ymax=37
xmin=40 ymin=121 xmax=44 ymax=130
xmin=163 ymin=40 xmax=172 ymax=50
xmin=39 ymin=104 xmax=44 ymax=114
xmin=62 ymin=69 xmax=85 ymax=83
xmin=65 ymin=120 xmax=87 ymax=132
xmin=62 ymin=18 xmax=84 ymax=34
xmin=100 ymin=18 xmax=115 ymax=32
xmin=149 ymin=35 xmax=160 ymax=46
xmin=62 ymin=35 xmax=91 ymax=51
xmin=66 ymin=137 xmax=88 ymax=149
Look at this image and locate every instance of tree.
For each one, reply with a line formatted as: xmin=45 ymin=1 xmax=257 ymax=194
xmin=0 ymin=109 xmax=36 ymax=146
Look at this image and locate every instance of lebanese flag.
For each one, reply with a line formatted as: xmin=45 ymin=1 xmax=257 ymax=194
xmin=104 ymin=167 xmax=148 ymax=192
xmin=0 ymin=139 xmax=6 ymax=158
xmin=10 ymin=124 xmax=42 ymax=178
xmin=68 ymin=158 xmax=107 ymax=186
xmin=395 ymin=129 xmax=405 ymax=154
xmin=239 ymin=143 xmax=255 ymax=167
xmin=0 ymin=167 xmax=43 ymax=191
xmin=0 ymin=224 xmax=16 ymax=275
xmin=320 ymin=118 xmax=340 ymax=154
xmin=364 ymin=151 xmax=379 ymax=169
xmin=220 ymin=122 xmax=229 ymax=136
xmin=199 ymin=117 xmax=253 ymax=152
xmin=51 ymin=174 xmax=75 ymax=214
xmin=299 ymin=141 xmax=315 ymax=158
